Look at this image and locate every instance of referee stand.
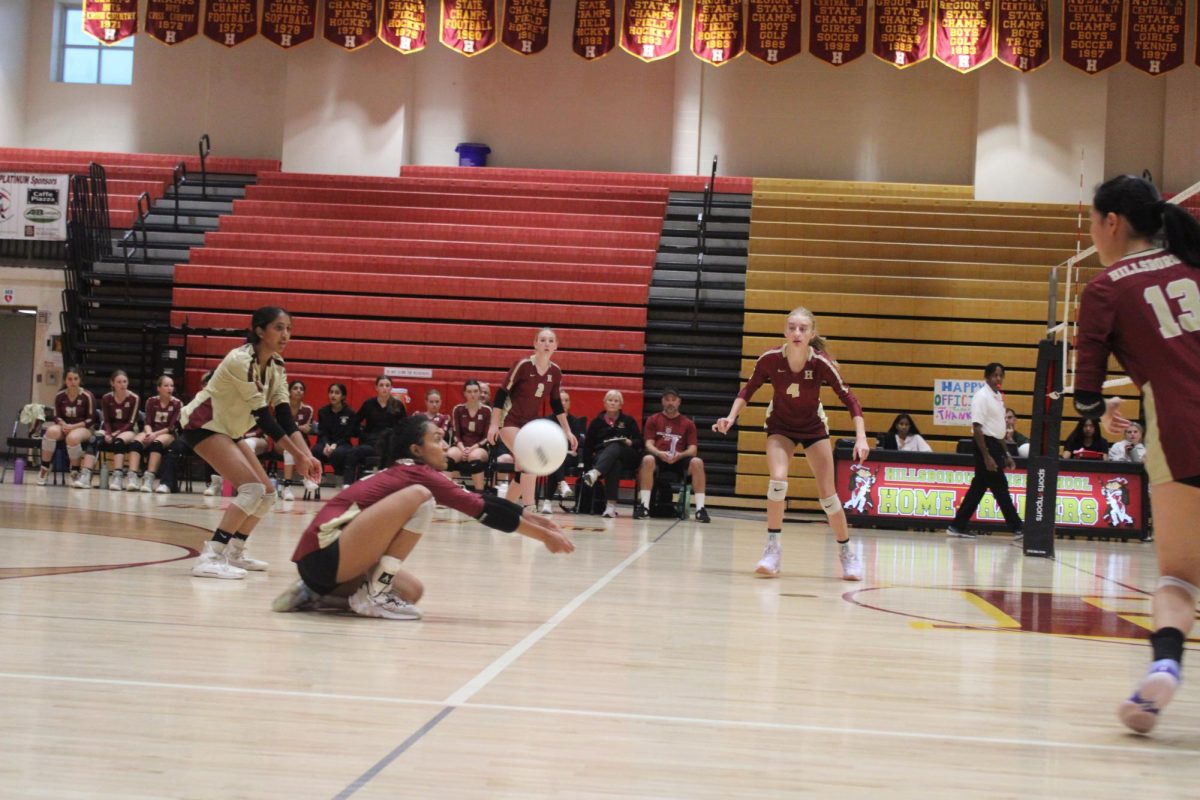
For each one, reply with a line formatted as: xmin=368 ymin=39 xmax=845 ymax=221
xmin=1023 ymin=338 xmax=1065 ymax=558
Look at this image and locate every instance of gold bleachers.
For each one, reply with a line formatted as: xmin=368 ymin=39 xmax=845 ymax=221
xmin=734 ymin=178 xmax=1133 ymax=512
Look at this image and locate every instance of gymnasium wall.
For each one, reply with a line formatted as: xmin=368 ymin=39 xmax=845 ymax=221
xmin=0 ymin=266 xmax=66 ymax=407
xmin=0 ymin=0 xmax=31 ymax=149
xmin=9 ymin=0 xmax=1200 ymax=199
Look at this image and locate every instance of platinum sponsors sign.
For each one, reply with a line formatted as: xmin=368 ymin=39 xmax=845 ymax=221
xmin=0 ymin=174 xmax=68 ymax=242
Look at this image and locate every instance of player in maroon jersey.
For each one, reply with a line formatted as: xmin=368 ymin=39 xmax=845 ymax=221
xmin=714 ymin=306 xmax=869 ymax=581
xmin=126 ymin=374 xmax=182 ymax=493
xmin=271 ymin=414 xmax=574 ymax=620
xmin=447 ymin=379 xmax=492 ymax=491
xmin=274 ymin=379 xmax=316 ymax=501
xmin=486 ymin=329 xmax=579 ymax=510
xmin=1072 ymin=175 xmax=1200 ymax=734
xmin=74 ymin=370 xmax=140 ymax=491
xmin=37 ymin=366 xmax=96 ymax=485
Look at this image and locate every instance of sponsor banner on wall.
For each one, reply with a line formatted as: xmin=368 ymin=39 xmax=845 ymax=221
xmin=836 ymin=457 xmax=1147 ymax=532
xmin=932 ymin=378 xmax=985 ymax=425
xmin=204 ymin=0 xmax=259 ymax=46
xmin=573 ymin=0 xmax=617 ymax=58
xmin=503 ymin=0 xmax=552 ymax=54
xmin=323 ymin=0 xmax=379 ymax=49
xmin=441 ymin=0 xmax=499 ymax=55
xmin=145 ymin=0 xmax=201 ymax=45
xmin=995 ymin=0 xmax=1050 ymax=72
xmin=692 ymin=0 xmax=744 ymax=65
xmin=746 ymin=0 xmax=802 ymax=64
xmin=808 ymin=0 xmax=866 ymax=66
xmin=382 ymin=0 xmax=428 ymax=51
xmin=620 ymin=0 xmax=683 ymax=61
xmin=934 ymin=0 xmax=994 ymax=72
xmin=872 ymin=0 xmax=931 ymax=68
xmin=1125 ymin=0 xmax=1186 ymax=75
xmin=0 ymin=175 xmax=69 ymax=242
xmin=262 ymin=0 xmax=318 ymax=48
xmin=83 ymin=0 xmax=138 ymax=45
xmin=1063 ymin=0 xmax=1123 ymax=74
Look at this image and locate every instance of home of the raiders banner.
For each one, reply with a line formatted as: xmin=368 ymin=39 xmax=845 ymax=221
xmin=84 ymin=0 xmax=1198 ymax=72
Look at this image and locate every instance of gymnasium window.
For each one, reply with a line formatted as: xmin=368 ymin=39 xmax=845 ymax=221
xmin=56 ymin=4 xmax=135 ymax=86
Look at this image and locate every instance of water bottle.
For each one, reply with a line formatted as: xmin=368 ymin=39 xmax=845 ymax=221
xmin=13 ymin=458 xmax=25 ymax=484
xmin=99 ymin=460 xmax=109 ymax=488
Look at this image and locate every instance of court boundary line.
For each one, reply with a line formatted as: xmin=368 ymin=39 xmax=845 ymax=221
xmin=2 ymin=669 xmax=1195 ymax=759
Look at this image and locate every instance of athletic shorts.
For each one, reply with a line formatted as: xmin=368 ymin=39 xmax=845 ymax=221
xmin=654 ymin=455 xmax=693 ymax=478
xmin=180 ymin=428 xmax=222 ymax=449
xmin=766 ymin=429 xmax=829 ymax=450
xmin=296 ymin=538 xmax=341 ymax=595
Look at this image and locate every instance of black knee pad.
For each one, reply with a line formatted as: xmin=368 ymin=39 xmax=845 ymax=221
xmin=125 ymin=440 xmax=144 ymax=456
xmin=147 ymin=440 xmax=165 ymax=455
xmin=464 ymin=460 xmax=487 ymax=476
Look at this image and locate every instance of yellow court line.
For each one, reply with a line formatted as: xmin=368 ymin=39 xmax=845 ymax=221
xmin=960 ymin=590 xmax=1022 ymax=628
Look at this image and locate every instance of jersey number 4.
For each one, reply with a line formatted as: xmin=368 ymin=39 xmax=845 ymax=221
xmin=1145 ymin=278 xmax=1200 ymax=339
xmin=785 ymin=383 xmax=800 ymax=398
xmin=534 ymin=383 xmax=545 ymax=398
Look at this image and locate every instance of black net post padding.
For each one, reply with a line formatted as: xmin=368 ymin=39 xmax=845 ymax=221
xmin=1023 ymin=338 xmax=1064 ymax=558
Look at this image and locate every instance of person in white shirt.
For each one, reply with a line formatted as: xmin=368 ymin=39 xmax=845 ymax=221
xmin=880 ymin=413 xmax=933 ymax=453
xmin=946 ymin=363 xmax=1023 ymax=540
xmin=1108 ymin=422 xmax=1147 ymax=463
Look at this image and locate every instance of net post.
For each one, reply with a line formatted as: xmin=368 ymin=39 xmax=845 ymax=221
xmin=1023 ymin=338 xmax=1064 ymax=558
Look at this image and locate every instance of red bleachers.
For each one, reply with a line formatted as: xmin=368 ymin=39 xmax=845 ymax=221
xmin=400 ymin=164 xmax=754 ymax=194
xmin=173 ymin=168 xmax=668 ymax=419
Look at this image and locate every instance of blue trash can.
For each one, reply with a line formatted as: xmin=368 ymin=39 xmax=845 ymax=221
xmin=455 ymin=143 xmax=491 ymax=167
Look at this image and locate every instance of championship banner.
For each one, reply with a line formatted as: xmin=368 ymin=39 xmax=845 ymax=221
xmin=746 ymin=0 xmax=802 ymax=64
xmin=995 ymin=0 xmax=1049 ymax=72
xmin=1125 ymin=0 xmax=1186 ymax=75
xmin=82 ymin=0 xmax=138 ymax=45
xmin=573 ymin=0 xmax=616 ymax=59
xmin=835 ymin=456 xmax=1148 ymax=534
xmin=872 ymin=0 xmax=931 ymax=68
xmin=932 ymin=378 xmax=986 ymax=425
xmin=934 ymin=0 xmax=994 ymax=72
xmin=441 ymin=0 xmax=498 ymax=56
xmin=691 ymin=0 xmax=744 ymax=66
xmin=262 ymin=0 xmax=317 ymax=48
xmin=620 ymin=0 xmax=683 ymax=61
xmin=145 ymin=0 xmax=201 ymax=45
xmin=0 ymin=174 xmax=69 ymax=242
xmin=323 ymin=0 xmax=379 ymax=49
xmin=204 ymin=0 xmax=259 ymax=46
xmin=502 ymin=0 xmax=552 ymax=54
xmin=382 ymin=0 xmax=428 ymax=51
xmin=808 ymin=0 xmax=866 ymax=65
xmin=1063 ymin=1 xmax=1123 ymax=74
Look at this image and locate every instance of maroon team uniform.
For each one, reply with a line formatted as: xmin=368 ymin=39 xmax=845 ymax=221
xmin=54 ymin=389 xmax=97 ymax=428
xmin=496 ymin=359 xmax=562 ymax=428
xmin=452 ymin=404 xmax=491 ymax=448
xmin=644 ymin=412 xmax=698 ymax=471
xmin=429 ymin=412 xmax=451 ymax=440
xmin=144 ymin=396 xmax=182 ymax=432
xmin=101 ymin=392 xmax=140 ymax=435
xmin=1076 ymin=247 xmax=1200 ymax=484
xmin=738 ymin=344 xmax=863 ymax=442
xmin=295 ymin=403 xmax=315 ymax=430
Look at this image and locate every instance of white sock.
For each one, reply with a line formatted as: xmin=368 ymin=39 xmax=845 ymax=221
xmin=694 ymin=493 xmax=705 ymax=509
xmin=497 ymin=482 xmax=509 ymax=499
xmin=767 ymin=529 xmax=780 ymax=543
xmin=144 ymin=471 xmax=155 ymax=482
xmin=370 ymin=555 xmax=403 ymax=596
xmin=639 ymin=490 xmax=651 ymax=507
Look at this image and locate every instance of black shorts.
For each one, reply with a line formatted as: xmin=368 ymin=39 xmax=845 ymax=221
xmin=655 ymin=455 xmax=693 ymax=478
xmin=768 ymin=431 xmax=829 ymax=450
xmin=1181 ymin=474 xmax=1200 ymax=489
xmin=296 ymin=539 xmax=341 ymax=595
xmin=180 ymin=428 xmax=223 ymax=449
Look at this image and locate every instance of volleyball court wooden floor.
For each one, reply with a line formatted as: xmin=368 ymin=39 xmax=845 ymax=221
xmin=2 ymin=483 xmax=1198 ymax=798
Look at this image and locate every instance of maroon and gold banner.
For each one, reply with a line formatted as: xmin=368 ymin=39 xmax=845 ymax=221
xmin=1125 ymin=0 xmax=1186 ymax=75
xmin=204 ymin=0 xmax=258 ymax=46
xmin=323 ymin=0 xmax=379 ymax=49
xmin=1063 ymin=1 xmax=1124 ymax=74
xmin=808 ymin=0 xmax=866 ymax=65
xmin=145 ymin=0 xmax=200 ymax=45
xmin=872 ymin=0 xmax=931 ymax=68
xmin=995 ymin=0 xmax=1049 ymax=71
xmin=381 ymin=0 xmax=428 ymax=51
xmin=934 ymin=0 xmax=994 ymax=72
xmin=502 ymin=0 xmax=552 ymax=54
xmin=620 ymin=0 xmax=683 ymax=61
xmin=262 ymin=0 xmax=317 ymax=48
xmin=441 ymin=0 xmax=498 ymax=55
xmin=83 ymin=0 xmax=138 ymax=45
xmin=746 ymin=0 xmax=802 ymax=64
xmin=573 ymin=0 xmax=616 ymax=59
xmin=691 ymin=0 xmax=743 ymax=65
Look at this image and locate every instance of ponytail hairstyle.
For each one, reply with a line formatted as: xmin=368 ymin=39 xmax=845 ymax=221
xmin=787 ymin=306 xmax=831 ymax=357
xmin=390 ymin=414 xmax=434 ymax=463
xmin=1093 ymin=175 xmax=1200 ymax=268
xmin=247 ymin=306 xmax=290 ymax=345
